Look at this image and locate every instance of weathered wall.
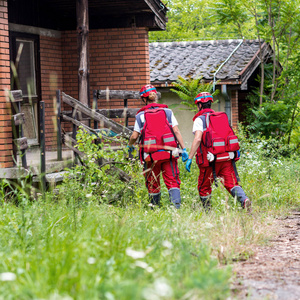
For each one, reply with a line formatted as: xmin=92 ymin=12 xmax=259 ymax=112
xmin=157 ymin=88 xmax=228 ymax=148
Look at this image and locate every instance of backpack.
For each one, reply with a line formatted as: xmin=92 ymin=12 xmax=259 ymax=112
xmin=139 ymin=107 xmax=178 ymax=162
xmin=195 ymin=111 xmax=240 ymax=167
xmin=196 ymin=111 xmax=241 ymax=186
xmin=202 ymin=111 xmax=240 ymax=155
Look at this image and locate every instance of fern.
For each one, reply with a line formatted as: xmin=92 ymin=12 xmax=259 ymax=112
xmin=171 ymin=76 xmax=219 ymax=112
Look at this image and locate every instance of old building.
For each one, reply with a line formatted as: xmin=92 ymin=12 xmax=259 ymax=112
xmin=0 ymin=0 xmax=167 ymax=171
xmin=149 ymin=40 xmax=273 ymax=145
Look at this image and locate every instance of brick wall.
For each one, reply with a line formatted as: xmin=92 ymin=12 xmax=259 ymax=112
xmin=231 ymin=89 xmax=239 ymax=130
xmin=40 ymin=35 xmax=63 ymax=149
xmin=62 ymin=28 xmax=148 ymax=111
xmin=38 ymin=27 xmax=149 ymax=149
xmin=0 ymin=0 xmax=13 ymax=168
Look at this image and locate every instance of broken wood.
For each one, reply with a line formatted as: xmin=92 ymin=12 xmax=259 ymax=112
xmin=62 ymin=133 xmax=131 ymax=183
xmin=10 ymin=90 xmax=23 ymax=102
xmin=62 ymin=92 xmax=133 ymax=138
xmin=14 ymin=137 xmax=28 ymax=151
xmin=97 ymin=90 xmax=161 ymax=100
xmin=12 ymin=113 xmax=25 ymax=126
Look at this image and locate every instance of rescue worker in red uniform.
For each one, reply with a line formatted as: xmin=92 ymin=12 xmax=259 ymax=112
xmin=185 ymin=92 xmax=251 ymax=211
xmin=128 ymin=85 xmax=188 ymax=208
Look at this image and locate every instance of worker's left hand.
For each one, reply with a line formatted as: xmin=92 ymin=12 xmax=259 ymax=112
xmin=182 ymin=148 xmax=189 ymax=162
xmin=185 ymin=158 xmax=192 ymax=172
xmin=127 ymin=145 xmax=135 ymax=154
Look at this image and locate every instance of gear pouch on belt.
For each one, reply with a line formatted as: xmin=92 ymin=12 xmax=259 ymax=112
xmin=226 ymin=135 xmax=240 ymax=152
xmin=162 ymin=133 xmax=177 ymax=149
xmin=212 ymin=138 xmax=226 ymax=154
xmin=144 ymin=136 xmax=157 ymax=153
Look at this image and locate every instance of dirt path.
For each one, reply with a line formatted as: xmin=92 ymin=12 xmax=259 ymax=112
xmin=232 ymin=211 xmax=300 ymax=299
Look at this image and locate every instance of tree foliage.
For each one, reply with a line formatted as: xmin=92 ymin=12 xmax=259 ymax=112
xmin=152 ymin=0 xmax=300 ymax=144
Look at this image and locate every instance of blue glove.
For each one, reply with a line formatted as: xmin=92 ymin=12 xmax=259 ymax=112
xmin=127 ymin=145 xmax=135 ymax=154
xmin=182 ymin=148 xmax=189 ymax=162
xmin=185 ymin=158 xmax=192 ymax=172
xmin=236 ymin=150 xmax=240 ymax=159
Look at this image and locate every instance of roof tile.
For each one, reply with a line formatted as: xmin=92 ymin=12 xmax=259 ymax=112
xmin=149 ymin=40 xmax=262 ymax=83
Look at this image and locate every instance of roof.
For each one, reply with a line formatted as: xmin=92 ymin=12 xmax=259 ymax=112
xmin=150 ymin=40 xmax=272 ymax=89
xmin=8 ymin=0 xmax=168 ymax=31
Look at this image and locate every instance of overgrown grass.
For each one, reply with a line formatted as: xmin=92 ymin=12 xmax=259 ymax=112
xmin=0 ymin=134 xmax=300 ymax=299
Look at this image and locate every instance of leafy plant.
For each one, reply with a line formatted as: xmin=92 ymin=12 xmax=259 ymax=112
xmin=170 ymin=76 xmax=219 ymax=112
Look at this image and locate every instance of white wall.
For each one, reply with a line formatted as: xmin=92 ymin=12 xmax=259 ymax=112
xmin=158 ymin=88 xmax=227 ymax=148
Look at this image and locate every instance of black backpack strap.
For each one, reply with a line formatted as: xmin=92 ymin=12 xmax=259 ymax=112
xmin=210 ymin=158 xmax=218 ymax=187
xmin=169 ymin=151 xmax=180 ymax=185
xmin=231 ymin=160 xmax=240 ymax=183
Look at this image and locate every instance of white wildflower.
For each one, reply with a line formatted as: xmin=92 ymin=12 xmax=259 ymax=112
xmin=205 ymin=222 xmax=214 ymax=229
xmin=154 ymin=278 xmax=173 ymax=297
xmin=0 ymin=272 xmax=16 ymax=281
xmin=162 ymin=240 xmax=173 ymax=249
xmin=126 ymin=248 xmax=146 ymax=259
xmin=86 ymin=194 xmax=92 ymax=198
xmin=87 ymin=257 xmax=96 ymax=264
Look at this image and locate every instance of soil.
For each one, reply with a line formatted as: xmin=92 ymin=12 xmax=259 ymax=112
xmin=232 ymin=211 xmax=300 ymax=299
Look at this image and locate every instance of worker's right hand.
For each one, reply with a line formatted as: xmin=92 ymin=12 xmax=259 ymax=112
xmin=181 ymin=148 xmax=189 ymax=162
xmin=185 ymin=158 xmax=192 ymax=172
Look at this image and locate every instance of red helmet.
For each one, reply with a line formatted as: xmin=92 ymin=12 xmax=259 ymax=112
xmin=140 ymin=84 xmax=157 ymax=98
xmin=194 ymin=92 xmax=214 ymax=104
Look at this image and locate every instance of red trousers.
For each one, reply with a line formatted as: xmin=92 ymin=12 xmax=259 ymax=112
xmin=144 ymin=158 xmax=181 ymax=194
xmin=197 ymin=160 xmax=239 ymax=197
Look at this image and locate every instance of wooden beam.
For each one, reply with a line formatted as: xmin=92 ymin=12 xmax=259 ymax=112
xmin=77 ymin=0 xmax=90 ymax=107
xmin=62 ymin=92 xmax=133 ymax=138
xmin=97 ymin=108 xmax=140 ymax=119
xmin=97 ymin=90 xmax=161 ymax=100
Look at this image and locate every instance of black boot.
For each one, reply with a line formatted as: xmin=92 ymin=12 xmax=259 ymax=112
xmin=200 ymin=195 xmax=211 ymax=211
xmin=149 ymin=193 xmax=161 ymax=207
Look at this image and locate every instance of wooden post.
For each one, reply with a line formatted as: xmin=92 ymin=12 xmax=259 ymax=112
xmin=56 ymin=90 xmax=62 ymax=161
xmin=76 ymin=0 xmax=90 ymax=109
xmin=93 ymin=89 xmax=98 ymax=130
xmin=124 ymin=99 xmax=128 ymax=127
xmin=39 ymin=101 xmax=46 ymax=192
xmin=72 ymin=107 xmax=79 ymax=163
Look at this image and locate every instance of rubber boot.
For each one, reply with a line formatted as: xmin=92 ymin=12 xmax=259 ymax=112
xmin=168 ymin=188 xmax=181 ymax=209
xmin=200 ymin=195 xmax=211 ymax=211
xmin=230 ymin=186 xmax=250 ymax=209
xmin=149 ymin=192 xmax=161 ymax=207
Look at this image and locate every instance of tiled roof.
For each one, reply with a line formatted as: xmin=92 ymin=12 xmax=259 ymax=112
xmin=149 ymin=40 xmax=263 ymax=83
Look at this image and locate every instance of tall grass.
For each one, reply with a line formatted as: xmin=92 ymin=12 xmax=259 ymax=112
xmin=0 ymin=134 xmax=299 ymax=299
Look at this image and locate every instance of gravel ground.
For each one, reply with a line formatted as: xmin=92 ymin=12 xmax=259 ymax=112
xmin=232 ymin=211 xmax=300 ymax=299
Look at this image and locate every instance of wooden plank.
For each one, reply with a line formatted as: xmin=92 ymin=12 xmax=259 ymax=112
xmin=62 ymin=108 xmax=140 ymax=119
xmin=62 ymin=92 xmax=133 ymax=138
xmin=97 ymin=89 xmax=161 ymax=100
xmin=14 ymin=137 xmax=28 ymax=151
xmin=10 ymin=90 xmax=23 ymax=102
xmin=97 ymin=108 xmax=139 ymax=119
xmin=61 ymin=114 xmax=95 ymax=134
xmin=12 ymin=113 xmax=25 ymax=126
